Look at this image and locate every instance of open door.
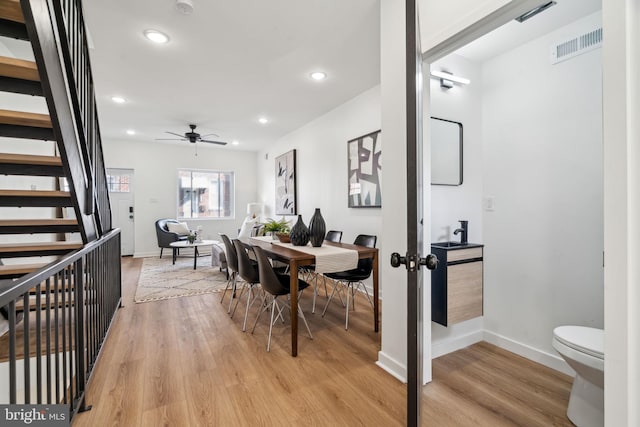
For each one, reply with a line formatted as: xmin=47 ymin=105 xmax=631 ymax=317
xmin=389 ymin=1 xmax=438 ymax=425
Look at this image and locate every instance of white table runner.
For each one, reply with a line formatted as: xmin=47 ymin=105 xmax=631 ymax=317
xmin=251 ymin=237 xmax=358 ymax=273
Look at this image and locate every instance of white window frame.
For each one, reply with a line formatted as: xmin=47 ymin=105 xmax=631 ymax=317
xmin=177 ymin=169 xmax=235 ymax=220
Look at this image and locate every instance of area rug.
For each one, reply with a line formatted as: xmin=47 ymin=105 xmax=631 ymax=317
xmin=134 ymin=256 xmax=228 ymax=303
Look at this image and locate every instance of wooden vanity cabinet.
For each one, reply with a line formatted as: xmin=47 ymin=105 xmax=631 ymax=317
xmin=431 ymin=245 xmax=483 ymax=326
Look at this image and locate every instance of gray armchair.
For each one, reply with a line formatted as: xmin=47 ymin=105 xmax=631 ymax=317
xmin=155 ymin=219 xmax=188 ymax=258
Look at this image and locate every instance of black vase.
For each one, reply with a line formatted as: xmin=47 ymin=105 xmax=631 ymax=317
xmin=308 ymin=208 xmax=326 ymax=247
xmin=289 ymin=215 xmax=310 ymax=246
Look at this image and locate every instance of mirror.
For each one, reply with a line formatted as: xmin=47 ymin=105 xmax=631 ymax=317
xmin=431 ymin=117 xmax=463 ymax=185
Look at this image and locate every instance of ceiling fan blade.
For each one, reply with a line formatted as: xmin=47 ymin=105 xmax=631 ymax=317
xmin=199 ymin=132 xmax=220 ymax=138
xmin=165 ymin=131 xmax=186 ymax=138
xmin=200 ymin=139 xmax=227 ymax=146
xmin=155 ymin=138 xmax=186 ymax=141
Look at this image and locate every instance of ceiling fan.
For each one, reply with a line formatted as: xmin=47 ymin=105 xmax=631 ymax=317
xmin=156 ymin=124 xmax=227 ymax=145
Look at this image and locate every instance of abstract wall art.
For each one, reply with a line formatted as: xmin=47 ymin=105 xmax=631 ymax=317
xmin=348 ymin=130 xmax=382 ymax=208
xmin=275 ymin=149 xmax=297 ymax=215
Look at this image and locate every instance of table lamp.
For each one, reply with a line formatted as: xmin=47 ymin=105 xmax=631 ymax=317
xmin=247 ymin=203 xmax=263 ymax=219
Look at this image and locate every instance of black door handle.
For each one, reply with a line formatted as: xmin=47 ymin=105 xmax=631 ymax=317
xmin=390 ymin=252 xmax=406 ymax=268
xmin=390 ymin=252 xmax=439 ymax=271
xmin=421 ymin=254 xmax=439 ymax=270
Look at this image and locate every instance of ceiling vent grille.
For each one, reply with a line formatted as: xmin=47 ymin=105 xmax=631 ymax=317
xmin=550 ymin=27 xmax=602 ymax=64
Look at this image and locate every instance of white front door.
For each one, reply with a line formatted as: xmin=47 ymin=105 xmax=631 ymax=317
xmin=107 ymin=168 xmax=135 ymax=256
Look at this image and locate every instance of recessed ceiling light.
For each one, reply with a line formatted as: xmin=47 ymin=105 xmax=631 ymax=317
xmin=126 ymin=130 xmax=136 ymax=135
xmin=111 ymin=96 xmax=126 ymax=103
xmin=231 ymin=140 xmax=239 ymax=146
xmin=258 ymin=117 xmax=269 ymax=124
xmin=143 ymin=29 xmax=170 ymax=44
xmin=310 ymin=71 xmax=327 ymax=81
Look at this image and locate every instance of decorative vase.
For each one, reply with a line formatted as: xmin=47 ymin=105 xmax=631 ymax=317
xmin=308 ymin=208 xmax=326 ymax=247
xmin=289 ymin=215 xmax=310 ymax=246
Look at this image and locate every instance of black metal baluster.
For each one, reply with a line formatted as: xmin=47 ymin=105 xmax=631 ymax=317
xmin=75 ymin=257 xmax=86 ymax=409
xmin=23 ymin=292 xmax=30 ymax=404
xmin=61 ymin=269 xmax=67 ymax=404
xmin=66 ymin=264 xmax=74 ymax=409
xmin=35 ymin=283 xmax=42 ymax=404
xmin=9 ymin=300 xmax=17 ymax=404
xmin=54 ymin=273 xmax=60 ymax=404
xmin=45 ymin=278 xmax=52 ymax=404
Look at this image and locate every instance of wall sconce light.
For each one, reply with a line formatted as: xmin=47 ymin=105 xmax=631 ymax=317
xmin=430 ymin=70 xmax=470 ymax=89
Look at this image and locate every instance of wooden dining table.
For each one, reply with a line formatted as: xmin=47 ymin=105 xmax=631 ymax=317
xmin=246 ymin=237 xmax=379 ymax=357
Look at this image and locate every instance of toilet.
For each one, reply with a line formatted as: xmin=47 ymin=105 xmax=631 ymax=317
xmin=552 ymin=326 xmax=604 ymax=427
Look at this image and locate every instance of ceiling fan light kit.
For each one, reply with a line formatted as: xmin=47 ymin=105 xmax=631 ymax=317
xmin=156 ymin=124 xmax=227 ymax=146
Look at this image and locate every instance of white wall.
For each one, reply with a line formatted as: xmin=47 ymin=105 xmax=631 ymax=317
xmin=429 ymin=53 xmax=485 ymax=356
xmin=429 ymin=55 xmax=483 ymax=246
xmin=103 ymin=139 xmax=258 ymax=257
xmin=481 ymin=13 xmax=604 ymax=364
xmin=378 ymin=0 xmax=410 ymax=382
xmin=256 ymin=86 xmax=381 ymax=248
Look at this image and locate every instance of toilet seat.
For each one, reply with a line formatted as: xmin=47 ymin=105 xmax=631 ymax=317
xmin=553 ymin=326 xmax=604 ymax=359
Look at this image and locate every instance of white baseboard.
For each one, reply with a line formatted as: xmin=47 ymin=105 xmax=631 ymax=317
xmin=483 ymin=330 xmax=574 ymax=376
xmin=133 ymin=250 xmax=212 ymax=259
xmin=133 ymin=251 xmax=158 ymax=258
xmin=376 ymin=351 xmax=407 ymax=383
xmin=432 ymin=330 xmax=484 ymax=359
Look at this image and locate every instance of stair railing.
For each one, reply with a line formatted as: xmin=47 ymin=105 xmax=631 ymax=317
xmin=21 ymin=0 xmax=112 ymax=241
xmin=0 ymin=229 xmax=121 ymax=419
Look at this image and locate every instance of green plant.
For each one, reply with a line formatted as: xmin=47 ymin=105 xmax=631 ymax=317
xmin=262 ymin=218 xmax=290 ymax=233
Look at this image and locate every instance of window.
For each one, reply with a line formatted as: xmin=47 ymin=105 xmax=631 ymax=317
xmin=106 ymin=173 xmax=131 ymax=192
xmin=177 ymin=169 xmax=234 ymax=219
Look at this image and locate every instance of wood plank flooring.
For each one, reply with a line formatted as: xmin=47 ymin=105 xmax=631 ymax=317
xmin=72 ymin=257 xmax=573 ymax=426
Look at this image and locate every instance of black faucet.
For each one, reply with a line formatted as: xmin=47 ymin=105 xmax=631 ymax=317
xmin=453 ymin=220 xmax=468 ymax=245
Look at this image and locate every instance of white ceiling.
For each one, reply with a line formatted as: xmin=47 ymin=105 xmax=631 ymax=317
xmin=81 ymin=0 xmax=380 ymax=152
xmin=1 ymin=0 xmax=601 ymax=153
xmin=455 ymin=0 xmax=601 ymax=63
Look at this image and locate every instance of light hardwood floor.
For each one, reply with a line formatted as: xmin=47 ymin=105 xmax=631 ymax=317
xmin=72 ymin=257 xmax=572 ymax=426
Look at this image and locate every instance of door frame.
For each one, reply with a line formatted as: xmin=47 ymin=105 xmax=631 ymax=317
xmin=415 ymin=0 xmax=638 ymax=425
xmin=106 ymin=167 xmax=135 ymax=256
xmin=419 ymin=1 xmax=551 ymax=390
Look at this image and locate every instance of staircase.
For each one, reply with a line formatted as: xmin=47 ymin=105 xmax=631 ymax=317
xmin=0 ymin=0 xmax=121 ymax=415
xmin=0 ymin=0 xmax=82 ymax=282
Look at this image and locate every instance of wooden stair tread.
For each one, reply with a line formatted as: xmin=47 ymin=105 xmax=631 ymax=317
xmin=0 ymin=242 xmax=82 ymax=253
xmin=16 ymin=297 xmax=75 ymax=313
xmin=0 ymin=262 xmax=46 ymax=276
xmin=0 ymin=0 xmax=24 ymax=24
xmin=0 ymin=153 xmax=61 ymax=166
xmin=0 ymin=56 xmax=38 ymax=81
xmin=0 ymin=264 xmax=76 ymax=291
xmin=0 ymin=109 xmax=51 ymax=128
xmin=0 ymin=219 xmax=77 ymax=227
xmin=29 ymin=282 xmax=74 ymax=294
xmin=0 ymin=189 xmax=70 ymax=198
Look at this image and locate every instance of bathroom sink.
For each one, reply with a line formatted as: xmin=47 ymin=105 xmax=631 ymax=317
xmin=432 ymin=241 xmax=465 ymax=248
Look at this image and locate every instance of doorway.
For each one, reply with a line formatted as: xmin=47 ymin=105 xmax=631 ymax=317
xmin=419 ymin=0 xmax=603 ymax=422
xmin=106 ymin=168 xmax=135 ymax=256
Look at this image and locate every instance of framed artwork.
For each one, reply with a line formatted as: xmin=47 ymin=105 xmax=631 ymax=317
xmin=348 ymin=130 xmax=382 ymax=208
xmin=275 ymin=149 xmax=297 ymax=215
